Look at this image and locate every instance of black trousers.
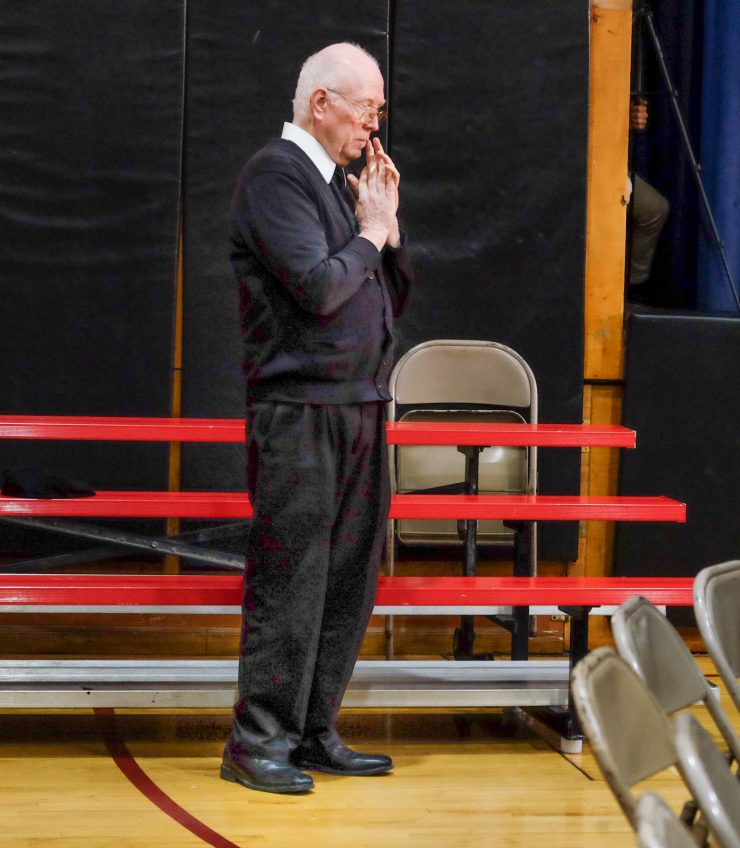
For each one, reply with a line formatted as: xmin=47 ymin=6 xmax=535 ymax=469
xmin=229 ymin=401 xmax=390 ymax=760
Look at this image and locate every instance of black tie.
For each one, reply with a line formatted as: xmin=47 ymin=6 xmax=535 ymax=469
xmin=332 ymin=166 xmax=346 ymax=190
xmin=330 ymin=167 xmax=357 ymax=230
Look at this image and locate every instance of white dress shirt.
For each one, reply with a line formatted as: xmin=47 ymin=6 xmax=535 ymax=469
xmin=281 ymin=122 xmax=336 ymax=184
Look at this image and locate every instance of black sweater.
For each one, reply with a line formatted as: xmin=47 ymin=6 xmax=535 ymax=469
xmin=230 ymin=139 xmax=413 ymax=404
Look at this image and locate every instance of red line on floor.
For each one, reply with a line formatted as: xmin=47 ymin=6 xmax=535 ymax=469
xmin=95 ymin=708 xmax=241 ymax=848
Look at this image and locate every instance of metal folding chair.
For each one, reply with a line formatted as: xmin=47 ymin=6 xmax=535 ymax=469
xmin=674 ymin=713 xmax=740 ymax=848
xmin=612 ymin=595 xmax=740 ymax=766
xmin=385 ymin=339 xmax=538 ymax=658
xmin=635 ymin=793 xmax=698 ymax=848
xmin=693 ymin=559 xmax=740 ymax=715
xmin=570 ymin=647 xmax=680 ymax=830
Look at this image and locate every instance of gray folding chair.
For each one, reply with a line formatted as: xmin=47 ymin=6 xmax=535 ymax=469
xmin=635 ymin=794 xmax=698 ymax=848
xmin=675 ymin=713 xmax=740 ymax=848
xmin=570 ymin=647 xmax=681 ymax=830
xmin=612 ymin=595 xmax=740 ymax=768
xmin=693 ymin=560 xmax=740 ymax=715
xmin=385 ymin=339 xmax=538 ymax=658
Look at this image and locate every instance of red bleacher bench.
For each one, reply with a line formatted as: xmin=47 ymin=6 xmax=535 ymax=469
xmin=0 ymin=571 xmax=693 ymax=751
xmin=0 ymin=414 xmax=687 ymax=748
xmin=0 ymin=573 xmax=694 ymax=610
xmin=2 ymin=414 xmax=677 ymax=521
xmin=0 ymin=490 xmax=685 ymax=521
xmin=0 ymin=415 xmax=637 ymax=447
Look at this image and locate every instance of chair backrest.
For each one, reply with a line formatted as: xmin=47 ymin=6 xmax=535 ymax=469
xmin=635 ymin=793 xmax=698 ymax=848
xmin=612 ymin=595 xmax=740 ymax=765
xmin=387 ymin=340 xmax=538 ymax=549
xmin=694 ymin=560 xmax=740 ymax=714
xmin=570 ymin=647 xmax=677 ymax=829
xmin=389 ymin=340 xmax=536 ymax=413
xmin=674 ymin=713 xmax=740 ymax=848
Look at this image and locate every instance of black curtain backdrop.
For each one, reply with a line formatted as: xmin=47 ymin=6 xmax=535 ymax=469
xmin=631 ymin=0 xmax=705 ymax=307
xmin=389 ymin=0 xmax=588 ymax=558
xmin=1 ymin=1 xmax=588 ymax=562
xmin=0 ymin=1 xmax=185 ymax=553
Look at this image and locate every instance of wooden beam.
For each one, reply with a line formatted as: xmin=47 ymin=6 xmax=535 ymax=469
xmin=584 ymin=0 xmax=633 ymax=379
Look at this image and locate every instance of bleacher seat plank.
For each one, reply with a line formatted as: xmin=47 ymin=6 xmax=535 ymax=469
xmin=0 ymin=415 xmax=636 ymax=447
xmin=385 ymin=421 xmax=636 ymax=447
xmin=0 ymin=491 xmax=685 ymax=521
xmin=389 ymin=494 xmax=684 ymax=521
xmin=0 ymin=491 xmax=250 ymax=518
xmin=0 ymin=574 xmax=693 ymax=610
xmin=0 ymin=415 xmax=245 ymax=442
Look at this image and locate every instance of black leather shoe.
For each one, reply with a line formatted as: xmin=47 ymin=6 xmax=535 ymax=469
xmin=292 ymin=738 xmax=393 ymax=776
xmin=221 ymin=753 xmax=314 ymax=794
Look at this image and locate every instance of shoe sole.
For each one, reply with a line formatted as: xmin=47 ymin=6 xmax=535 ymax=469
xmin=220 ymin=763 xmax=314 ymax=794
xmin=293 ymin=761 xmax=393 ymax=776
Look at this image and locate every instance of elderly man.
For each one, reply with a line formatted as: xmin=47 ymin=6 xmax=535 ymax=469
xmin=221 ymin=43 xmax=413 ymax=794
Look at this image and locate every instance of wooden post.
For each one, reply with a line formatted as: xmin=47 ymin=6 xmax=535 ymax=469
xmin=576 ymin=2 xmax=634 ymax=644
xmin=584 ymin=0 xmax=633 ymax=381
xmin=164 ymin=214 xmax=184 ymax=574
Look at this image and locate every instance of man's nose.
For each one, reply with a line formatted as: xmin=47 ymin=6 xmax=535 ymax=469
xmin=363 ymin=113 xmax=380 ymax=132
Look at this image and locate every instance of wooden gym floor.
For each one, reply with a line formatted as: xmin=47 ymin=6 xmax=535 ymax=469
xmin=1 ymin=657 xmax=735 ymax=848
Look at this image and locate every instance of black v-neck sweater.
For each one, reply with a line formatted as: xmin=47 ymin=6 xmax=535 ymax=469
xmin=230 ymin=139 xmax=413 ymax=404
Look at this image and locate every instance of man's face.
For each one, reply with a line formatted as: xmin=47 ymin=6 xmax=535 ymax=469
xmin=316 ymin=68 xmax=385 ymax=166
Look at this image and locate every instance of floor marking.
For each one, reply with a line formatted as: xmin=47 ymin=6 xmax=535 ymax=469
xmin=94 ymin=708 xmax=241 ymax=848
xmin=559 ymin=750 xmax=595 ymax=780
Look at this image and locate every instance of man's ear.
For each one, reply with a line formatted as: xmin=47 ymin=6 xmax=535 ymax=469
xmin=310 ymin=88 xmax=329 ymax=122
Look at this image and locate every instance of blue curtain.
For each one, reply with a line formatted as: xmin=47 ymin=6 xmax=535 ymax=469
xmin=697 ymin=1 xmax=740 ymax=312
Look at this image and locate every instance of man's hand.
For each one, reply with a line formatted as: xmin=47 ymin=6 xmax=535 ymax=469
xmin=349 ymin=139 xmax=401 ymax=249
xmin=630 ymin=98 xmax=648 ymax=131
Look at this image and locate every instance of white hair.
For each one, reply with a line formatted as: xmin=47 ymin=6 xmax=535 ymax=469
xmin=292 ymin=43 xmax=380 ymax=123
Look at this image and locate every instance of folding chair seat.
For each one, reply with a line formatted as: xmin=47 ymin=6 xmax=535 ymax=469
xmin=635 ymin=794 xmax=698 ymax=848
xmin=674 ymin=713 xmax=740 ymax=848
xmin=693 ymin=560 xmax=740 ymax=715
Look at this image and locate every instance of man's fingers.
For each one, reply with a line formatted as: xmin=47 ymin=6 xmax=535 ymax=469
xmin=373 ymin=137 xmax=396 ymax=170
xmin=380 ymin=162 xmax=397 ymax=191
xmin=346 ymin=173 xmax=360 ymax=198
xmin=371 ymin=139 xmax=400 ymax=186
xmin=385 ymin=163 xmax=400 ymax=186
xmin=365 ymin=139 xmax=377 ymax=170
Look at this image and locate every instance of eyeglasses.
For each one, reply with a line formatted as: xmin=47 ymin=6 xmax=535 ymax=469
xmin=326 ymin=88 xmax=388 ymax=125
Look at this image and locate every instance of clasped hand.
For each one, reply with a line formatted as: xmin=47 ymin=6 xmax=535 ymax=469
xmin=349 ymin=138 xmax=401 ymax=250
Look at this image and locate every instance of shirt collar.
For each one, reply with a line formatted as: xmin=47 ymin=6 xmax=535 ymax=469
xmin=281 ymin=122 xmax=336 ymax=183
